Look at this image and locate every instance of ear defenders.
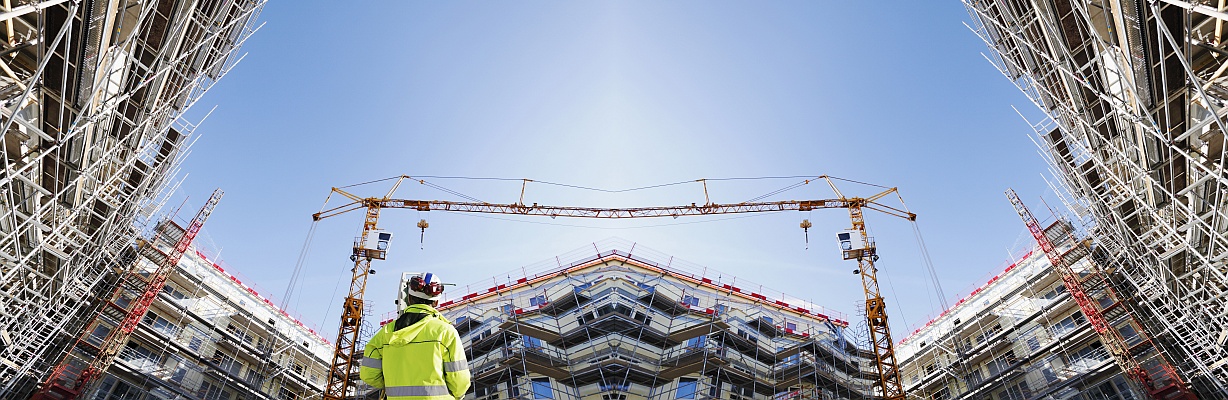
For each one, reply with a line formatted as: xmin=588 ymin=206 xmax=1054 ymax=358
xmin=410 ymin=274 xmax=444 ymax=297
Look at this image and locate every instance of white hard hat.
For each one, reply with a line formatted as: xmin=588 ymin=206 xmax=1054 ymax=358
xmin=405 ymin=272 xmax=445 ymax=301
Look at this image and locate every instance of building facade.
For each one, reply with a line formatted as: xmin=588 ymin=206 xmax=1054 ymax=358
xmin=85 ymin=221 xmax=332 ymax=400
xmin=898 ymin=222 xmax=1146 ymax=400
xmin=430 ymin=240 xmax=878 ymax=400
xmin=0 ymin=0 xmax=265 ymax=393
xmin=964 ymin=0 xmax=1228 ymax=395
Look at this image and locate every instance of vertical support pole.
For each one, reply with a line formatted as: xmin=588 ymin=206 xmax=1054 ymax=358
xmin=324 ymin=202 xmax=381 ymax=400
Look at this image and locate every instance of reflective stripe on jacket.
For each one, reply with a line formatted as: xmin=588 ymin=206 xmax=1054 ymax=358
xmin=361 ymin=304 xmax=471 ymax=400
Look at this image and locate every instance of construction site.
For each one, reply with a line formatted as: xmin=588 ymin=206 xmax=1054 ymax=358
xmin=0 ymin=1 xmax=1227 ymax=400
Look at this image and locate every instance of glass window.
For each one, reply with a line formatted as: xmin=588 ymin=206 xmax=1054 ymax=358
xmin=964 ymin=370 xmax=982 ymax=386
xmin=531 ymin=378 xmax=553 ymax=399
xmin=171 ymin=365 xmax=188 ymax=383
xmin=1041 ymin=367 xmax=1057 ymax=383
xmin=676 ymin=378 xmax=698 ymax=399
xmin=996 ymin=380 xmax=1030 ymax=400
xmin=1113 ymin=376 xmax=1138 ymax=400
xmin=105 ymin=379 xmax=138 ymax=400
xmin=86 ymin=325 xmax=109 ymax=346
xmin=141 ymin=313 xmax=178 ymax=336
xmin=92 ymin=377 xmax=116 ymax=400
xmin=1051 ymin=312 xmax=1084 ymax=336
xmin=613 ymin=304 xmax=632 ymax=315
xmin=276 ymin=387 xmax=298 ymax=400
xmin=244 ymin=369 xmax=263 ymax=385
xmin=1026 ymin=336 xmax=1040 ymax=351
xmin=161 ymin=285 xmax=190 ymax=300
xmin=200 ymin=380 xmax=225 ymax=400
xmin=473 ymin=384 xmax=497 ymax=399
xmin=524 ymin=336 xmax=543 ymax=349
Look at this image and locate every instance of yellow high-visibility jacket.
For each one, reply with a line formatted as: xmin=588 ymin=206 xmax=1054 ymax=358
xmin=361 ymin=304 xmax=471 ymax=400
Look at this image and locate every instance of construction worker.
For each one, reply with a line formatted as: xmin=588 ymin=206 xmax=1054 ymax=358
xmin=361 ymin=272 xmax=471 ymax=399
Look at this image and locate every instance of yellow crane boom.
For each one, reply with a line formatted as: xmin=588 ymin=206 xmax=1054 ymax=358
xmin=317 ymin=175 xmax=912 ymax=400
xmin=314 ymin=198 xmax=915 ymax=221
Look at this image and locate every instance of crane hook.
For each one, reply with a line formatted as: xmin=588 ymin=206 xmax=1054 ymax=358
xmin=800 ymin=219 xmax=812 ymax=249
xmin=417 ymin=219 xmax=429 ymax=249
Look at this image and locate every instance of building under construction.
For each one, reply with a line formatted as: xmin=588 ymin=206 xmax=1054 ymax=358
xmin=965 ymin=0 xmax=1228 ymax=396
xmin=430 ymin=239 xmax=877 ymax=400
xmin=0 ymin=0 xmax=265 ymax=395
xmin=5 ymin=0 xmax=1228 ymax=398
xmin=66 ymin=221 xmax=332 ymax=400
xmin=898 ymin=223 xmax=1148 ymax=400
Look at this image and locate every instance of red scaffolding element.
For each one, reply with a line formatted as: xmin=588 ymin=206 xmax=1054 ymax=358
xmin=33 ymin=189 xmax=224 ymax=400
xmin=1007 ymin=189 xmax=1195 ymax=400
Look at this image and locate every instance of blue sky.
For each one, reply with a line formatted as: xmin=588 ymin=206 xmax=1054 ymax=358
xmin=172 ymin=1 xmax=1055 ymax=342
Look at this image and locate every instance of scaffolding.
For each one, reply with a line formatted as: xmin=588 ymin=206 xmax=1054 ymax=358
xmin=898 ymin=219 xmax=1183 ymax=400
xmin=77 ymin=219 xmax=333 ymax=400
xmin=0 ymin=0 xmax=265 ymax=395
xmin=963 ymin=0 xmax=1228 ymax=396
xmin=408 ymin=239 xmax=878 ymax=400
xmin=33 ymin=188 xmax=225 ymax=400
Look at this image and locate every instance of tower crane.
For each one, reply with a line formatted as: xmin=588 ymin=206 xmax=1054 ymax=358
xmin=315 ymin=176 xmax=913 ymax=400
xmin=32 ymin=189 xmax=223 ymax=400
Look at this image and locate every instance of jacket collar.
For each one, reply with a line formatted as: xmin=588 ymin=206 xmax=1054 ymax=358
xmin=402 ymin=304 xmax=448 ymax=323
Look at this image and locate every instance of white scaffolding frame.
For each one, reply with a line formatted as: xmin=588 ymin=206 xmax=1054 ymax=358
xmin=0 ymin=0 xmax=265 ymax=396
xmin=963 ymin=0 xmax=1228 ymax=395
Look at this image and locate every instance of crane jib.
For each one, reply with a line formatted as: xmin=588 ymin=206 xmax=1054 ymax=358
xmin=375 ymin=199 xmax=857 ymax=218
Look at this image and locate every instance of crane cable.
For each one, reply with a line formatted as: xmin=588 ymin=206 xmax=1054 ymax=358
xmin=343 ymin=175 xmax=876 ymax=206
xmin=447 ymin=210 xmax=769 ymax=229
xmin=895 ymin=192 xmax=950 ymax=314
xmin=739 ymin=177 xmax=821 ymax=204
xmin=418 ymin=176 xmax=829 ymax=229
xmin=405 ymin=175 xmax=828 ymax=194
xmin=282 ymin=190 xmax=334 ymax=312
xmin=281 ymin=178 xmax=484 ymax=311
xmin=881 ymin=271 xmax=912 ymax=345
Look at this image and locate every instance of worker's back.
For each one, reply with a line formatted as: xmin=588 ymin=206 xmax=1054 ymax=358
xmin=361 ymin=304 xmax=471 ymax=400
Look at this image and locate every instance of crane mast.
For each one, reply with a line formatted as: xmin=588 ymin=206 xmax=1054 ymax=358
xmin=316 ymin=176 xmax=914 ymax=400
xmin=322 ymin=181 xmax=405 ymax=400
xmin=33 ymin=189 xmax=224 ymax=400
xmin=846 ymin=202 xmax=906 ymax=400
